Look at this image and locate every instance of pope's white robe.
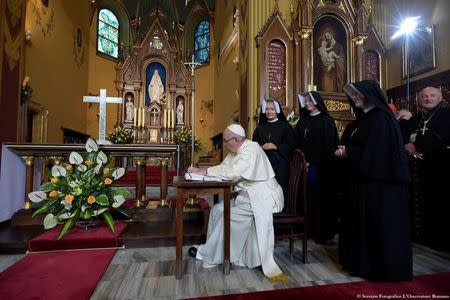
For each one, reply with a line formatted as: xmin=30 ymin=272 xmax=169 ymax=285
xmin=196 ymin=140 xmax=284 ymax=278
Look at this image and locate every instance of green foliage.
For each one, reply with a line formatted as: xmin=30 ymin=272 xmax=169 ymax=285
xmin=107 ymin=124 xmax=133 ymax=144
xmin=174 ymin=127 xmax=201 ymax=152
xmin=29 ymin=138 xmax=130 ymax=239
xmin=286 ymin=111 xmax=299 ymax=127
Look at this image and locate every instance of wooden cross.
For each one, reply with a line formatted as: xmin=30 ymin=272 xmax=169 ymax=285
xmin=83 ymin=89 xmax=122 ymax=144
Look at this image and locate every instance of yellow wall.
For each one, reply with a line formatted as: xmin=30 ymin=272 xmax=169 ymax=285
xmin=213 ymin=0 xmax=240 ymax=136
xmin=194 ymin=37 xmax=216 ymax=156
xmin=86 ymin=13 xmax=119 ymax=139
xmin=385 ymin=0 xmax=450 ymax=88
xmin=24 ymin=0 xmax=90 ymax=142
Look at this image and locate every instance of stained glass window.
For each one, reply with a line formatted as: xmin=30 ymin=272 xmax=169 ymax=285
xmin=194 ymin=20 xmax=210 ymax=63
xmin=97 ymin=9 xmax=119 ymax=59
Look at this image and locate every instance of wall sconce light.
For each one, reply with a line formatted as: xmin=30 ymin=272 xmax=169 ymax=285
xmin=199 ymin=117 xmax=204 ymax=124
xmin=352 ymin=34 xmax=368 ymax=46
xmin=25 ymin=30 xmax=32 ymax=41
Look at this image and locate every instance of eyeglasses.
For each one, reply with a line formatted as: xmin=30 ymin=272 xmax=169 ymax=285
xmin=223 ymin=137 xmax=236 ymax=143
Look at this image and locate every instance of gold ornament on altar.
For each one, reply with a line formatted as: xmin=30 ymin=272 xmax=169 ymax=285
xmin=28 ymin=139 xmax=130 ymax=239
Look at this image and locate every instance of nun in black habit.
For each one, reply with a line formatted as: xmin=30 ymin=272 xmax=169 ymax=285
xmin=294 ymin=91 xmax=339 ymax=244
xmin=335 ymin=80 xmax=412 ymax=281
xmin=252 ymin=99 xmax=295 ymax=199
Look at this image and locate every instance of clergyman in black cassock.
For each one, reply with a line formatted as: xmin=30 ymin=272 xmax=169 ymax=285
xmin=336 ymin=80 xmax=412 ymax=281
xmin=295 ymin=91 xmax=339 ymax=244
xmin=403 ymin=86 xmax=450 ymax=251
xmin=252 ymin=99 xmax=295 ymax=199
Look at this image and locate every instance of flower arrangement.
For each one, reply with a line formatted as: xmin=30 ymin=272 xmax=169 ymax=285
xmin=107 ymin=124 xmax=133 ymax=144
xmin=286 ymin=111 xmax=299 ymax=127
xmin=28 ymin=139 xmax=130 ymax=239
xmin=174 ymin=127 xmax=201 ymax=152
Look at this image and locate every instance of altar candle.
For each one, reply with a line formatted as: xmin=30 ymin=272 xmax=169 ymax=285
xmin=307 ymin=84 xmax=312 ymax=91
xmin=163 ymin=109 xmax=167 ymax=128
xmin=171 ymin=110 xmax=175 ymax=128
xmin=133 ymin=108 xmax=137 ymax=127
xmin=141 ymin=107 xmax=145 ymax=127
xmin=168 ymin=109 xmax=171 ymax=128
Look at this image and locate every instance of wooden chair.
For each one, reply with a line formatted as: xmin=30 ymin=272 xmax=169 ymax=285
xmin=273 ymin=149 xmax=308 ymax=263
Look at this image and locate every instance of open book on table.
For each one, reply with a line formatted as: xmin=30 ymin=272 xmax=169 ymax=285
xmin=184 ymin=172 xmax=224 ymax=182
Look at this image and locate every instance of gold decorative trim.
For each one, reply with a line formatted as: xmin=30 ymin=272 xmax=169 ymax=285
xmin=299 ymin=27 xmax=313 ymax=40
xmin=352 ymin=34 xmax=368 ymax=46
xmin=325 ymin=99 xmax=350 ymax=111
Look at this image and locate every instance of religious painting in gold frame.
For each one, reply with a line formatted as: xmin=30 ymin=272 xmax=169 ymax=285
xmin=403 ymin=24 xmax=436 ymax=78
xmin=313 ymin=15 xmax=348 ymax=93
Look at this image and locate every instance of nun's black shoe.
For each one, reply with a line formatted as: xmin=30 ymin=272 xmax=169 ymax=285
xmin=188 ymin=247 xmax=198 ymax=258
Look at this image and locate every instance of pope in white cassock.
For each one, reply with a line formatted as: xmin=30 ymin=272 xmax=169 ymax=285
xmin=187 ymin=124 xmax=286 ymax=281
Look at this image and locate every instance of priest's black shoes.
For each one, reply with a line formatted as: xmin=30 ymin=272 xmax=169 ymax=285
xmin=188 ymin=247 xmax=198 ymax=258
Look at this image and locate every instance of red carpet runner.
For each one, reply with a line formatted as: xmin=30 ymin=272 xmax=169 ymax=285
xmin=187 ymin=272 xmax=450 ymax=300
xmin=114 ymin=165 xmax=177 ymax=186
xmin=28 ymin=222 xmax=127 ymax=252
xmin=0 ymin=249 xmax=116 ymax=300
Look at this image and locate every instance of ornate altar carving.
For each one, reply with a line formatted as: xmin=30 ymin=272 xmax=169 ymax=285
xmin=115 ymin=18 xmax=191 ymax=144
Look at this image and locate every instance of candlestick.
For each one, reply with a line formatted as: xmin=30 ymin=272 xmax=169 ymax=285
xmin=133 ymin=108 xmax=137 ymax=127
xmin=163 ymin=109 xmax=167 ymax=128
xmin=171 ymin=110 xmax=175 ymax=128
xmin=141 ymin=107 xmax=145 ymax=127
xmin=168 ymin=109 xmax=171 ymax=129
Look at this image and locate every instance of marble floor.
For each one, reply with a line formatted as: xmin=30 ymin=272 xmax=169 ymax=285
xmin=1 ymin=237 xmax=449 ymax=299
xmin=88 ymin=241 xmax=449 ymax=299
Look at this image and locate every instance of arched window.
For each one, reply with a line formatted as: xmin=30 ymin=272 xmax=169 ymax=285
xmin=194 ymin=20 xmax=210 ymax=63
xmin=97 ymin=9 xmax=119 ymax=59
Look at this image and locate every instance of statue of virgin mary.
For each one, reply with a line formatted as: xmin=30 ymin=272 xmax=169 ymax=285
xmin=148 ymin=70 xmax=164 ymax=103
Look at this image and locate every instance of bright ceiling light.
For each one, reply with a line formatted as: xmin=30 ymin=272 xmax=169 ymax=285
xmin=391 ymin=16 xmax=420 ymax=40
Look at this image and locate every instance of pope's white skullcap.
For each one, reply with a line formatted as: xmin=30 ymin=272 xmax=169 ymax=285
xmin=226 ymin=124 xmax=246 ymax=137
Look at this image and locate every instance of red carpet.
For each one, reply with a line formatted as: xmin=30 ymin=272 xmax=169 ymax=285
xmin=114 ymin=165 xmax=177 ymax=186
xmin=29 ymin=221 xmax=127 ymax=252
xmin=187 ymin=272 xmax=450 ymax=299
xmin=0 ymin=249 xmax=116 ymax=300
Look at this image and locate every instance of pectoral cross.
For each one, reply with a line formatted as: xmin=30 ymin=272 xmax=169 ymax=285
xmin=351 ymin=128 xmax=358 ymax=137
xmin=421 ymin=123 xmax=428 ymax=135
xmin=83 ymin=89 xmax=122 ymax=144
xmin=304 ymin=128 xmax=309 ymax=138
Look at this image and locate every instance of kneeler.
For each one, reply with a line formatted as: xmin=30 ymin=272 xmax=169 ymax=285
xmin=28 ymin=221 xmax=128 ymax=252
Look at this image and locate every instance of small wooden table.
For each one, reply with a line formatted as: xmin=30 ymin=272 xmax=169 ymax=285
xmin=172 ymin=176 xmax=234 ymax=279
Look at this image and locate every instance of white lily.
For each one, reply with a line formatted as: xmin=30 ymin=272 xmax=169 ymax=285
xmin=60 ymin=200 xmax=72 ymax=211
xmin=97 ymin=151 xmax=107 ymax=164
xmin=77 ymin=164 xmax=87 ymax=172
xmin=58 ymin=212 xmax=73 ymax=219
xmin=112 ymin=194 xmax=126 ymax=208
xmin=112 ymin=168 xmax=125 ymax=180
xmin=85 ymin=138 xmax=98 ymax=152
xmin=28 ymin=191 xmax=47 ymax=203
xmin=69 ymin=151 xmax=83 ymax=165
xmin=51 ymin=165 xmax=67 ymax=177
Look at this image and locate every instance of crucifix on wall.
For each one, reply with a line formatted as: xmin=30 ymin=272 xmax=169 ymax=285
xmin=83 ymin=89 xmax=122 ymax=144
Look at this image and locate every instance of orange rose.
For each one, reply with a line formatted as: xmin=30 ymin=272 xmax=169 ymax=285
xmin=85 ymin=160 xmax=93 ymax=166
xmin=64 ymin=194 xmax=74 ymax=204
xmin=103 ymin=167 xmax=110 ymax=175
xmin=87 ymin=195 xmax=96 ymax=204
xmin=65 ymin=164 xmax=73 ymax=171
xmin=50 ymin=178 xmax=58 ymax=184
xmin=104 ymin=178 xmax=113 ymax=185
xmin=49 ymin=190 xmax=58 ymax=198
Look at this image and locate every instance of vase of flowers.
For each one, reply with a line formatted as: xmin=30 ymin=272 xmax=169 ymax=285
xmin=286 ymin=111 xmax=299 ymax=127
xmin=174 ymin=127 xmax=201 ymax=171
xmin=28 ymin=138 xmax=131 ymax=239
xmin=107 ymin=124 xmax=133 ymax=144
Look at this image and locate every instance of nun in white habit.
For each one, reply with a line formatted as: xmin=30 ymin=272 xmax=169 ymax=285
xmin=187 ymin=124 xmax=287 ymax=282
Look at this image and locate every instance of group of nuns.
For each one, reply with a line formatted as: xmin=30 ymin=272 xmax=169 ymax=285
xmin=253 ymin=80 xmax=412 ymax=282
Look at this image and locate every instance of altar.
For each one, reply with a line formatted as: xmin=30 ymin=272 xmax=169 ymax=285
xmin=114 ymin=18 xmax=193 ymax=145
